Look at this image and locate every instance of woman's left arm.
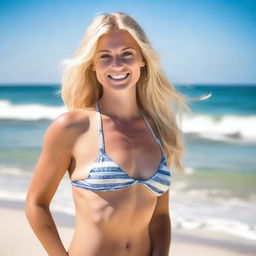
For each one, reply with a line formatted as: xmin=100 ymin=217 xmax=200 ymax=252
xmin=149 ymin=190 xmax=171 ymax=256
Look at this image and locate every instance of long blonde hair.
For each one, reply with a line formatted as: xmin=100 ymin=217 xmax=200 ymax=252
xmin=61 ymin=12 xmax=208 ymax=173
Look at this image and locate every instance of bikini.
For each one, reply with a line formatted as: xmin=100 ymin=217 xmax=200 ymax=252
xmin=71 ymin=102 xmax=171 ymax=196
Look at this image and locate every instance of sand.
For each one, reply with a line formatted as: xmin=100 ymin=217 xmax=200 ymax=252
xmin=0 ymin=200 xmax=255 ymax=256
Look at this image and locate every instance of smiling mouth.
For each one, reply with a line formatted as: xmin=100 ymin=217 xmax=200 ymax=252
xmin=108 ymin=73 xmax=130 ymax=81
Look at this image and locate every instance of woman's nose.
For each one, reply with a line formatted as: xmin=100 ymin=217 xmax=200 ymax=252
xmin=111 ymin=56 xmax=123 ymax=68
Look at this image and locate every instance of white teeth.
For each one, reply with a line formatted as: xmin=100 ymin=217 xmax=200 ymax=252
xmin=109 ymin=73 xmax=129 ymax=80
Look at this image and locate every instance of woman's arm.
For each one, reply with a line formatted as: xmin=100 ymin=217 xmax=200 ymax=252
xmin=149 ymin=190 xmax=171 ymax=256
xmin=25 ymin=113 xmax=77 ymax=256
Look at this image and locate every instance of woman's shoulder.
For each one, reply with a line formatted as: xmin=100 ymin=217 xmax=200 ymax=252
xmin=45 ymin=106 xmax=95 ymax=138
xmin=55 ymin=107 xmax=92 ymax=126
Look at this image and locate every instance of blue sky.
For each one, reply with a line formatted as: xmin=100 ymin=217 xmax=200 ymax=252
xmin=0 ymin=0 xmax=255 ymax=85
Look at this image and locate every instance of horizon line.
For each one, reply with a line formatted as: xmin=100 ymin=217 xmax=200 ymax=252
xmin=0 ymin=82 xmax=256 ymax=87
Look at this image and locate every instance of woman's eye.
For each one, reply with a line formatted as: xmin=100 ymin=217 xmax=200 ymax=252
xmin=122 ymin=52 xmax=133 ymax=57
xmin=100 ymin=54 xmax=111 ymax=59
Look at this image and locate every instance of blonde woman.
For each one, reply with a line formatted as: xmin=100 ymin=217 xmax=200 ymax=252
xmin=25 ymin=12 xmax=190 ymax=256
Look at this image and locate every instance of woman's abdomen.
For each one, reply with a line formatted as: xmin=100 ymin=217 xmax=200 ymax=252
xmin=68 ymin=225 xmax=152 ymax=256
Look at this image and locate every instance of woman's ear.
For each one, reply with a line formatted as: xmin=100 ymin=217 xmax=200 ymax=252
xmin=140 ymin=60 xmax=145 ymax=67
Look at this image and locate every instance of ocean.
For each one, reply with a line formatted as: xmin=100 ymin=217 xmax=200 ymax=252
xmin=0 ymin=84 xmax=255 ymax=241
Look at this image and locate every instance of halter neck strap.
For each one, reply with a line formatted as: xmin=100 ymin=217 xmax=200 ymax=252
xmin=95 ymin=102 xmax=105 ymax=153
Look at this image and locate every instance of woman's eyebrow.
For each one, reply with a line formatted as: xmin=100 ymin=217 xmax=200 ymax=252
xmin=97 ymin=47 xmax=136 ymax=53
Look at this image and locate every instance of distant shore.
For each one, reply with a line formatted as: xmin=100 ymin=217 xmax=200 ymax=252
xmin=1 ymin=199 xmax=255 ymax=256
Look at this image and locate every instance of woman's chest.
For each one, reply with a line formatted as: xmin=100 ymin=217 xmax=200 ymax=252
xmin=69 ymin=116 xmax=162 ymax=181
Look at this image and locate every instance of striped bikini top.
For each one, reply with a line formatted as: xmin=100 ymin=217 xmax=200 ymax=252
xmin=71 ymin=102 xmax=171 ymax=196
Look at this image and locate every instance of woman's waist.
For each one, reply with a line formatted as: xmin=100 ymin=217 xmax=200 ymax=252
xmin=69 ymin=227 xmax=151 ymax=256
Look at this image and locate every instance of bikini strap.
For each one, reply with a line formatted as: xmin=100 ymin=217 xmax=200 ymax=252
xmin=95 ymin=102 xmax=105 ymax=153
xmin=140 ymin=111 xmax=164 ymax=156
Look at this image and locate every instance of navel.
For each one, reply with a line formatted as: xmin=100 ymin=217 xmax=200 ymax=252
xmin=124 ymin=241 xmax=130 ymax=250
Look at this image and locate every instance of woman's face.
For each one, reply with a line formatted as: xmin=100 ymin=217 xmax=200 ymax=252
xmin=92 ymin=29 xmax=145 ymax=90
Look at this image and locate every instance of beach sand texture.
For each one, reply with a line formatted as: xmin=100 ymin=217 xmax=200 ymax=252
xmin=1 ymin=202 xmax=255 ymax=256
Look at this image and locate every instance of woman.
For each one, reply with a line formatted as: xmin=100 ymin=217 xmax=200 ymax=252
xmin=25 ymin=12 xmax=189 ymax=256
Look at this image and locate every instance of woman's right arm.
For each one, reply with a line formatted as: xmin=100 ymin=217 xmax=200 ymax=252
xmin=25 ymin=113 xmax=75 ymax=256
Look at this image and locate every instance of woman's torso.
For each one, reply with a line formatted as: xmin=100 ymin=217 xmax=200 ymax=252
xmin=66 ymin=103 xmax=169 ymax=256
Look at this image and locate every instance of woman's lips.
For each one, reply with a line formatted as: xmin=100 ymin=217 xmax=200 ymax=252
xmin=108 ymin=73 xmax=130 ymax=81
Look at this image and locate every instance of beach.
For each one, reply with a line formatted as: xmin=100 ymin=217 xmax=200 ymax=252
xmin=1 ymin=0 xmax=256 ymax=253
xmin=1 ymin=200 xmax=255 ymax=256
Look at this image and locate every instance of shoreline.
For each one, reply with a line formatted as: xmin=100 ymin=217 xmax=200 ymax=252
xmin=1 ymin=199 xmax=255 ymax=256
